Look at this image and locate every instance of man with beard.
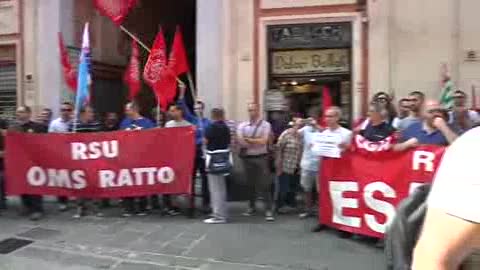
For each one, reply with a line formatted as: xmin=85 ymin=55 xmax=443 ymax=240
xmin=397 ymin=91 xmax=425 ymax=131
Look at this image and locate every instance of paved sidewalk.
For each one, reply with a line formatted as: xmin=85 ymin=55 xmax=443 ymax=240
xmin=0 ymin=201 xmax=385 ymax=270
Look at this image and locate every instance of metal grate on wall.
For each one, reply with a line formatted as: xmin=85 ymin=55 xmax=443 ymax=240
xmin=0 ymin=62 xmax=17 ymax=121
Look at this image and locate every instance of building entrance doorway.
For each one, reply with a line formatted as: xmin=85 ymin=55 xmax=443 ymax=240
xmin=264 ymin=22 xmax=353 ymax=131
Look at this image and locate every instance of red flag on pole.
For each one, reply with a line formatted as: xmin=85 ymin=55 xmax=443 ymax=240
xmin=124 ymin=40 xmax=141 ymax=101
xmin=168 ymin=26 xmax=190 ymax=76
xmin=143 ymin=29 xmax=176 ymax=110
xmin=58 ymin=32 xmax=77 ymax=93
xmin=321 ymin=85 xmax=333 ymax=127
xmin=93 ymin=0 xmax=138 ymax=26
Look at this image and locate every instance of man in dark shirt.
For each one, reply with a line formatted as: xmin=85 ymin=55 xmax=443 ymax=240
xmin=360 ymin=102 xmax=395 ymax=142
xmin=177 ymin=86 xmax=211 ymax=216
xmin=103 ymin=112 xmax=120 ymax=132
xmin=69 ymin=106 xmax=103 ymax=133
xmin=203 ymin=108 xmax=231 ymax=224
xmin=9 ymin=106 xmax=47 ymax=220
xmin=69 ymin=106 xmax=104 ymax=218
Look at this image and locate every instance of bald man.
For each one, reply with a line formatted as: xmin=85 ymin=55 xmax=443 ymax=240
xmin=394 ymin=100 xmax=458 ymax=151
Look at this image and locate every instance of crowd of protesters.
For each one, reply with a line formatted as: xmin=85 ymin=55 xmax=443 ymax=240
xmin=0 ymin=85 xmax=477 ymax=244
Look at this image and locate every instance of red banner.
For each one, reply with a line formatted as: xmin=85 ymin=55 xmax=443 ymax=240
xmin=5 ymin=128 xmax=195 ymax=198
xmin=319 ymin=137 xmax=446 ymax=238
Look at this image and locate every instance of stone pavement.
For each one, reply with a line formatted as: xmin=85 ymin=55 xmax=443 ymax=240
xmin=0 ymin=201 xmax=385 ymax=270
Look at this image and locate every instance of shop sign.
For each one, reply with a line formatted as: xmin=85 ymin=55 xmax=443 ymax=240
xmin=261 ymin=0 xmax=357 ymax=9
xmin=271 ymin=49 xmax=349 ymax=75
xmin=264 ymin=89 xmax=288 ymax=111
xmin=268 ymin=23 xmax=352 ymax=49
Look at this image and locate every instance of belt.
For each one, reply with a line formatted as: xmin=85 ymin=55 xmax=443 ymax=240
xmin=243 ymin=154 xmax=268 ymax=159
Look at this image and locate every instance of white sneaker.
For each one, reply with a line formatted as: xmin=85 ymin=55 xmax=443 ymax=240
xmin=265 ymin=211 xmax=275 ymax=222
xmin=203 ymin=217 xmax=227 ymax=224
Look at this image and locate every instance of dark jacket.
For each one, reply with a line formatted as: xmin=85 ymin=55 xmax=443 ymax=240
xmin=385 ymin=184 xmax=431 ymax=270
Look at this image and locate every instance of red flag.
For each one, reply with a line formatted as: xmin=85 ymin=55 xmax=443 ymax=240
xmin=168 ymin=26 xmax=190 ymax=76
xmin=124 ymin=40 xmax=141 ymax=101
xmin=58 ymin=32 xmax=77 ymax=92
xmin=321 ymin=85 xmax=333 ymax=126
xmin=93 ymin=0 xmax=138 ymax=26
xmin=143 ymin=30 xmax=177 ymax=110
xmin=143 ymin=30 xmax=167 ymax=88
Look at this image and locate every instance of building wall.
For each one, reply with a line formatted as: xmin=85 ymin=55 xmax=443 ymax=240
xmin=369 ymin=0 xmax=480 ymax=105
xmin=197 ymin=0 xmax=256 ymax=121
xmin=17 ymin=0 xmax=126 ymax=118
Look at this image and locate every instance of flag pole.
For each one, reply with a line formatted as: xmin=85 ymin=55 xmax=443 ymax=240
xmin=186 ymin=72 xmax=196 ymax=103
xmin=120 ymin=25 xmax=150 ymax=53
xmin=120 ymin=25 xmax=185 ymax=86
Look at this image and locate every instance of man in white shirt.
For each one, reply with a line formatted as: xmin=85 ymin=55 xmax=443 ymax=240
xmin=311 ymin=107 xmax=353 ymax=234
xmin=412 ymin=127 xmax=480 ymax=270
xmin=49 ymin=102 xmax=73 ymax=133
xmin=48 ymin=102 xmax=73 ymax=211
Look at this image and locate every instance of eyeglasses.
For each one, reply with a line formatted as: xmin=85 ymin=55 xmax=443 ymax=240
xmin=61 ymin=108 xmax=72 ymax=112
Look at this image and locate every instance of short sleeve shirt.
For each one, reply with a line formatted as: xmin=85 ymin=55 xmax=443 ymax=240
xmin=300 ymin=126 xmax=322 ymax=172
xmin=400 ymin=122 xmax=448 ymax=146
xmin=360 ymin=122 xmax=395 ymax=142
xmin=428 ymin=127 xmax=480 ymax=223
xmin=237 ymin=120 xmax=271 ymax=156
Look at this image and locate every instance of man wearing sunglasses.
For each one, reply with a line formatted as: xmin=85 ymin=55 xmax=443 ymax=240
xmin=49 ymin=102 xmax=74 ymax=212
xmin=394 ymin=100 xmax=458 ymax=151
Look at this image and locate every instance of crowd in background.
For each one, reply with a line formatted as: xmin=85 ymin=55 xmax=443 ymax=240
xmin=0 ymin=85 xmax=477 ymax=241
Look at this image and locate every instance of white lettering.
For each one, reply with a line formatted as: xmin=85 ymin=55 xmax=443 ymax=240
xmin=157 ymin=167 xmax=175 ymax=184
xmin=71 ymin=170 xmax=87 ymax=189
xmin=47 ymin=169 xmax=72 ymax=188
xmin=102 ymin=141 xmax=118 ymax=158
xmin=132 ymin=168 xmax=157 ymax=185
xmin=99 ymin=170 xmax=116 ymax=188
xmin=71 ymin=141 xmax=119 ymax=160
xmin=117 ymin=169 xmax=134 ymax=186
xmin=88 ymin=142 xmax=102 ymax=159
xmin=27 ymin=166 xmax=47 ymax=186
xmin=413 ymin=151 xmax=435 ymax=172
xmin=71 ymin=142 xmax=88 ymax=160
xmin=364 ymin=182 xmax=396 ymax=233
xmin=329 ymin=181 xmax=361 ymax=228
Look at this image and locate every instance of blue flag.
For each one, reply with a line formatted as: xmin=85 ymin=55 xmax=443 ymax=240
xmin=75 ymin=23 xmax=91 ymax=115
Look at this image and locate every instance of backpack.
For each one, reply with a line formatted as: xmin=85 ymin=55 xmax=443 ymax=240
xmin=385 ymin=184 xmax=431 ymax=270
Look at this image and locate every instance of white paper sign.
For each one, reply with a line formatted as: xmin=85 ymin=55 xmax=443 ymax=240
xmin=311 ymin=132 xmax=342 ymax=158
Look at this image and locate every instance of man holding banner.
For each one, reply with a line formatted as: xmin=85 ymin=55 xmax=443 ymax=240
xmin=120 ymin=102 xmax=155 ymax=217
xmin=395 ymin=100 xmax=457 ymax=151
xmin=9 ymin=106 xmax=47 ymax=221
xmin=310 ymin=107 xmax=352 ymax=234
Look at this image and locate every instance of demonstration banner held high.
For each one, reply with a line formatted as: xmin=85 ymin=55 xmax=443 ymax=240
xmin=319 ymin=135 xmax=446 ymax=238
xmin=5 ymin=127 xmax=195 ymax=198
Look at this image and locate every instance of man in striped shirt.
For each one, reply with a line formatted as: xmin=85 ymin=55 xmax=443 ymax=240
xmin=69 ymin=106 xmax=103 ymax=218
xmin=69 ymin=106 xmax=103 ymax=133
